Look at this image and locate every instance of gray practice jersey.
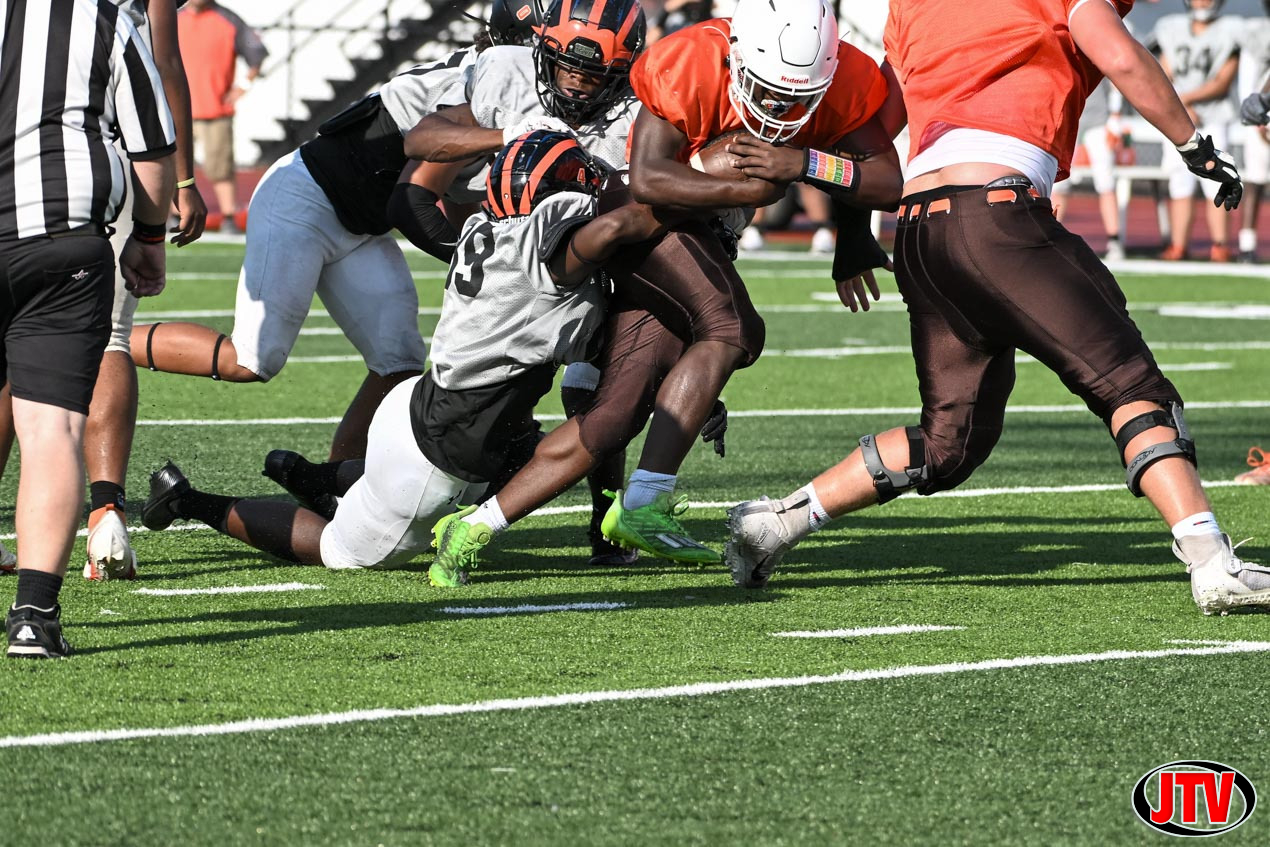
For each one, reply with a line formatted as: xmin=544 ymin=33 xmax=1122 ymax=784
xmin=467 ymin=45 xmax=641 ymax=174
xmin=378 ymin=47 xmax=487 ymax=205
xmin=430 ymin=192 xmax=605 ymax=391
xmin=1240 ymin=16 xmax=1270 ymax=98
xmin=1152 ymin=13 xmax=1243 ymax=126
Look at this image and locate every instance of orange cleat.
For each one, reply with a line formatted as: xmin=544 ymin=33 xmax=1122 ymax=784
xmin=1159 ymin=244 xmax=1189 ymax=261
xmin=1234 ymin=446 xmax=1270 ymax=485
xmin=1209 ymin=244 xmax=1232 ymax=263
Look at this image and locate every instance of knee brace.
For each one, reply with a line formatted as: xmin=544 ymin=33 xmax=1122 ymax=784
xmin=1115 ymin=401 xmax=1196 ymax=497
xmin=860 ymin=427 xmax=930 ymax=504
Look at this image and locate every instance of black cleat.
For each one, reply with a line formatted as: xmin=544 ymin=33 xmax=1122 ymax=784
xmin=7 ymin=604 xmax=71 ymax=659
xmin=262 ymin=449 xmax=338 ymax=520
xmin=587 ymin=529 xmax=639 ymax=567
xmin=142 ymin=461 xmax=190 ymax=530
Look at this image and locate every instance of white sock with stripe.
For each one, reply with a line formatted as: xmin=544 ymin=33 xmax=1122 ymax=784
xmin=802 ymin=483 xmax=831 ymax=532
xmin=463 ymin=497 xmax=509 ymax=534
xmin=624 ymin=470 xmax=677 ymax=510
xmin=1171 ymin=511 xmax=1220 ymax=542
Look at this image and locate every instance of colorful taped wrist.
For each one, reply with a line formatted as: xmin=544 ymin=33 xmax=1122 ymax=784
xmin=802 ymin=148 xmax=858 ymax=192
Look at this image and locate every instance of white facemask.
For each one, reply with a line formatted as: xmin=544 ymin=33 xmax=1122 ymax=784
xmin=1190 ymin=7 xmax=1218 ymax=22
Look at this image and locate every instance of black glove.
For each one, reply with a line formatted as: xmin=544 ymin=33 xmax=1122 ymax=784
xmin=831 ymin=200 xmax=890 ymax=281
xmin=707 ymin=216 xmax=739 ymax=262
xmin=700 ymin=399 xmax=727 ymax=458
xmin=1240 ymin=92 xmax=1270 ymax=127
xmin=1176 ymin=133 xmax=1243 ymax=211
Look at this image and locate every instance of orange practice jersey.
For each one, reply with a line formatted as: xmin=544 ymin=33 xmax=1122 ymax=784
xmin=884 ymin=0 xmax=1134 ymax=181
xmin=628 ymin=19 xmax=889 ymax=162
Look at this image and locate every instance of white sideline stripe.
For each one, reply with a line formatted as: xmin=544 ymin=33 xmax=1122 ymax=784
xmin=767 ymin=341 xmax=1270 ymax=357
xmin=126 ymin=400 xmax=1270 ymax=428
xmin=440 ymin=602 xmax=629 ymax=616
xmin=1160 ymin=305 xmax=1270 ymax=320
xmin=773 ymin=625 xmax=966 ymax=638
xmin=133 ymin=583 xmax=325 ymax=596
xmin=3 ymin=640 xmax=1266 ymax=748
xmin=134 ymin=307 xmax=445 ymax=320
xmin=164 ymin=272 xmax=449 ymax=282
xmin=743 ymin=251 xmax=1270 ymax=279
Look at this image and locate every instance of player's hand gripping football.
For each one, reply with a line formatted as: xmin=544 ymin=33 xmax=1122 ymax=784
xmin=1176 ymin=133 xmax=1243 ymax=211
xmin=836 ymin=256 xmax=891 ymax=314
xmin=726 ymin=135 xmax=805 ymax=184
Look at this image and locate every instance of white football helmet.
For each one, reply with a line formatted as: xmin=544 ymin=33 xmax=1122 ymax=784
xmin=727 ymin=0 xmax=840 ymax=142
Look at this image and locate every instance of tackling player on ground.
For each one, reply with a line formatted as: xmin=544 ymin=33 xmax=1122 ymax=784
xmin=140 ymin=131 xmax=667 ymax=576
xmin=725 ymin=0 xmax=1269 ymax=617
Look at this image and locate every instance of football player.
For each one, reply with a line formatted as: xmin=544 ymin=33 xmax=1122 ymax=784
xmin=405 ymin=0 xmax=651 ymax=567
xmin=140 ymin=131 xmax=668 ymax=575
xmin=1236 ymin=0 xmax=1270 ymax=262
xmin=127 ymin=1 xmax=545 ymax=464
xmin=726 ymin=0 xmax=1269 ymax=617
xmin=424 ymin=0 xmax=905 ymax=576
xmin=1151 ymin=0 xmax=1243 ymax=261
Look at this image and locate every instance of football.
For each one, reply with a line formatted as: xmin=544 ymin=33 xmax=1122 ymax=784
xmin=688 ymin=129 xmax=751 ymax=181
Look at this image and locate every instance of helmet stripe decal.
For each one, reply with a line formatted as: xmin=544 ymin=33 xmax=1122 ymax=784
xmin=495 ymin=136 xmax=529 ymax=218
xmin=613 ymin=0 xmax=640 ymax=48
xmin=588 ymin=0 xmax=609 ymax=26
xmin=519 ymin=139 xmax=577 ymax=216
xmin=558 ymin=0 xmax=574 ymax=24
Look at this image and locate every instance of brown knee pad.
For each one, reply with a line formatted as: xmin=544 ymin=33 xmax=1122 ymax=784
xmin=608 ymin=223 xmax=765 ymax=366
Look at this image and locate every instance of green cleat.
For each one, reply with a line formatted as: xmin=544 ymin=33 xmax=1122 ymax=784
xmin=429 ymin=506 xmax=491 ymax=587
xmin=599 ymin=489 xmax=721 ymax=565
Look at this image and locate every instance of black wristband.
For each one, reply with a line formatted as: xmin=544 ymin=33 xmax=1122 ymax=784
xmin=131 ymin=220 xmax=166 ymax=243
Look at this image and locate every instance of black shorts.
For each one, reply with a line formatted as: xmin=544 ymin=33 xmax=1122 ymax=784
xmin=0 ymin=234 xmax=114 ymax=414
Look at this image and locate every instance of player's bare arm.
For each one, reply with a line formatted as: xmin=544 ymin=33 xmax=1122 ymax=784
xmin=148 ymin=0 xmax=207 ymax=246
xmin=548 ymin=203 xmax=668 ymax=287
xmin=627 ymin=110 xmax=783 ymax=209
xmin=1070 ymin=0 xmax=1197 ymax=146
xmin=405 ymin=103 xmax=571 ymax=163
xmin=1071 ymin=0 xmax=1241 ymax=209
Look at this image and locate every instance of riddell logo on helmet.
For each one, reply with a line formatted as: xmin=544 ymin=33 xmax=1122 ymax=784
xmin=780 ymin=75 xmax=810 ymax=84
xmin=1131 ymin=761 xmax=1257 ymax=837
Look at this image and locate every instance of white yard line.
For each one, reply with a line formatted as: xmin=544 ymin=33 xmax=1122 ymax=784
xmin=773 ymin=625 xmax=966 ymax=638
xmin=2 ymin=639 xmax=1264 ymax=748
xmin=127 ymin=399 xmax=1270 ymax=428
xmin=133 ymin=583 xmax=324 ymax=596
xmin=440 ymin=602 xmax=629 ymax=616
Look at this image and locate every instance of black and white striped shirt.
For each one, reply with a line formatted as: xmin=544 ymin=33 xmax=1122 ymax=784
xmin=0 ymin=0 xmax=176 ymax=241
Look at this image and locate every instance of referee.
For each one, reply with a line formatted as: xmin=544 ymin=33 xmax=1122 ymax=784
xmin=3 ymin=0 xmax=176 ymax=658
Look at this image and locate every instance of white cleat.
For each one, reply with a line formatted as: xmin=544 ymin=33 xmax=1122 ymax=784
xmin=1175 ymin=534 xmax=1270 ymax=616
xmin=738 ymin=226 xmax=765 ymax=253
xmin=809 ymin=226 xmax=836 ymax=255
xmin=725 ymin=492 xmax=813 ymax=589
xmin=84 ymin=507 xmax=137 ymax=581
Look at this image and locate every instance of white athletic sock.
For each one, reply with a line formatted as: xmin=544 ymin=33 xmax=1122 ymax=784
xmin=1239 ymin=228 xmax=1257 ymax=253
xmin=624 ymin=470 xmax=677 ymax=509
xmin=463 ymin=497 xmax=509 ymax=534
xmin=1171 ymin=511 xmax=1220 ymax=542
xmin=801 ymin=483 xmax=830 ymax=532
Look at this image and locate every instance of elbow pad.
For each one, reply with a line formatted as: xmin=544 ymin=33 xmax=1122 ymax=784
xmin=386 ymin=182 xmax=458 ymax=263
xmin=831 ymin=200 xmax=889 ymax=281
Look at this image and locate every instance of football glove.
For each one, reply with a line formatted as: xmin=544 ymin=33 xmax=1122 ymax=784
xmin=502 ymin=115 xmax=573 ymax=146
xmin=1240 ymin=92 xmax=1270 ymax=127
xmin=1176 ymin=132 xmax=1243 ymax=211
xmin=707 ymin=216 xmax=740 ymax=262
xmin=700 ymin=400 xmax=727 ymax=458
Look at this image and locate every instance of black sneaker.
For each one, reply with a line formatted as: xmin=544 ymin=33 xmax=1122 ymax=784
xmin=142 ymin=461 xmax=190 ymax=530
xmin=262 ymin=450 xmax=338 ymax=520
xmin=7 ymin=604 xmax=71 ymax=658
xmin=587 ymin=528 xmax=639 ymax=567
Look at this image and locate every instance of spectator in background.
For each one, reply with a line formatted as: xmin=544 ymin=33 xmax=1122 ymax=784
xmin=1150 ymin=0 xmax=1242 ymax=262
xmin=645 ymin=0 xmax=715 ymax=44
xmin=1052 ymin=77 xmax=1129 ymax=260
xmin=179 ymin=0 xmax=267 ymax=233
xmin=1236 ymin=1 xmax=1270 ymax=262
